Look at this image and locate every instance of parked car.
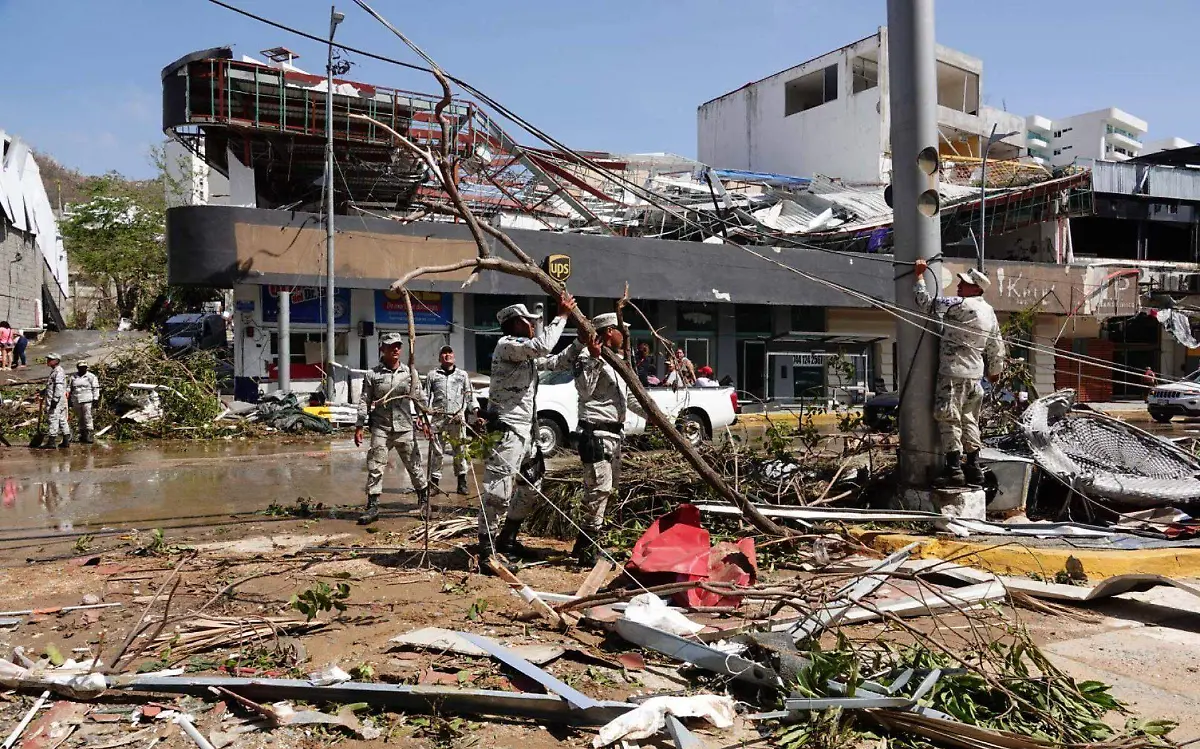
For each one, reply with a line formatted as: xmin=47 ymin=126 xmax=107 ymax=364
xmin=863 ymin=390 xmax=899 ymax=431
xmin=162 ymin=313 xmax=228 ymax=354
xmin=1147 ymin=371 xmax=1200 ymax=422
xmin=478 ymin=370 xmax=739 ymax=454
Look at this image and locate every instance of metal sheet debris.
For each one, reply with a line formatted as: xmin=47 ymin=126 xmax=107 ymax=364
xmin=612 ymin=618 xmax=781 ymax=689
xmin=388 ymin=627 xmax=564 ymax=665
xmin=457 ymin=632 xmax=599 ymax=711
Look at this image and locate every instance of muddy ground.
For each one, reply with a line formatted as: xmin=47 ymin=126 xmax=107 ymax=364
xmin=1 ymin=437 xmax=1199 ymax=746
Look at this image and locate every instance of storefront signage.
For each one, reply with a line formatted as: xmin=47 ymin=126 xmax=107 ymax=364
xmin=261 ymin=286 xmax=351 ymax=325
xmin=790 ymin=352 xmax=834 ymax=367
xmin=374 ymin=290 xmax=453 ymax=327
xmin=941 ymin=261 xmax=1138 ymax=318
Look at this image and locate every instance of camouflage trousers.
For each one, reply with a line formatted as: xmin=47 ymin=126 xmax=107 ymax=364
xmin=72 ymin=402 xmax=94 ymax=436
xmin=480 ymin=431 xmax=540 ymax=536
xmin=428 ymin=418 xmax=469 ymax=479
xmin=47 ymin=400 xmax=70 ymax=438
xmin=581 ymin=435 xmax=621 ymax=533
xmin=366 ymin=428 xmax=427 ymax=496
xmin=934 ymin=376 xmax=984 ymax=454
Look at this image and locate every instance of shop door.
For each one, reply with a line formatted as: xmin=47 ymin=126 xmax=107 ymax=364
xmin=739 ymin=340 xmax=766 ymax=400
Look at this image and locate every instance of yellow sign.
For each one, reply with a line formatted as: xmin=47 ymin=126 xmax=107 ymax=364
xmin=544 ymin=253 xmax=572 ymax=283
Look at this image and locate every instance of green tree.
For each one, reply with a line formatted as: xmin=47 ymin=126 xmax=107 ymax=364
xmin=60 ymin=173 xmax=166 ymax=323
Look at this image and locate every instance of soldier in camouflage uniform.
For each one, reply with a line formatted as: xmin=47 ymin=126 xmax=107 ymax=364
xmin=426 ymin=345 xmax=479 ymax=495
xmin=42 ymin=353 xmax=70 ymax=449
xmin=69 ymin=360 xmax=101 ymax=444
xmin=914 ymin=259 xmax=1006 ymax=487
xmin=569 ymin=312 xmax=646 ymax=567
xmin=354 ymin=332 xmax=429 ymax=524
xmin=480 ymin=294 xmax=583 ymax=564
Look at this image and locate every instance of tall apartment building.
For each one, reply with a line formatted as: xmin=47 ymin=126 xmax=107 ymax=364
xmin=696 ymin=28 xmax=1026 ymax=184
xmin=1025 ymin=108 xmax=1148 ymax=167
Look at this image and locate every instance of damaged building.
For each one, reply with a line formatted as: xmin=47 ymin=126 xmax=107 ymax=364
xmin=162 ymin=41 xmax=1196 ymax=409
xmin=0 ymin=131 xmax=70 ymax=332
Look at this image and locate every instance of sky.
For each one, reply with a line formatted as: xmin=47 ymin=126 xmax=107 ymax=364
xmin=2 ymin=0 xmax=1196 ymax=180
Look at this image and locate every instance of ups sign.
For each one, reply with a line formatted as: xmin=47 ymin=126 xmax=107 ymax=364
xmin=543 ymin=253 xmax=572 ymax=283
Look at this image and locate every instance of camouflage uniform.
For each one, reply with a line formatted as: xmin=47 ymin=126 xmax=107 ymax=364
xmin=69 ymin=366 xmax=100 ymax=442
xmin=359 ymin=361 xmax=427 ymax=498
xmin=481 ymin=311 xmax=583 ymax=538
xmin=915 ymin=275 xmax=1006 ymax=454
xmin=425 ymin=365 xmax=478 ymax=482
xmin=44 ymin=361 xmax=70 ymax=441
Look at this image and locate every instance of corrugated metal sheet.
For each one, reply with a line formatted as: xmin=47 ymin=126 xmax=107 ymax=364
xmin=1148 ymin=167 xmax=1200 ymax=201
xmin=1092 ymin=161 xmax=1140 ymax=194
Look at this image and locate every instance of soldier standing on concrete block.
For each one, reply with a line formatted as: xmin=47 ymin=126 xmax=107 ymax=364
xmin=913 ymin=259 xmax=1006 ymax=488
xmin=426 ymin=345 xmax=479 ymax=495
xmin=70 ymin=360 xmax=100 ymax=444
xmin=41 ymin=353 xmax=70 ymax=449
xmin=571 ymin=312 xmax=646 ymax=567
xmin=479 ymin=293 xmax=583 ymax=565
xmin=354 ymin=332 xmax=429 ymax=525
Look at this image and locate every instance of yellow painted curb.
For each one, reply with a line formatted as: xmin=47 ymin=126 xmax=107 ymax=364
xmin=857 ymin=529 xmax=1200 ymax=580
xmin=737 ymin=411 xmax=850 ymax=428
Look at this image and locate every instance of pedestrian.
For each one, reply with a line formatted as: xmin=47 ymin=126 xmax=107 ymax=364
xmin=354 ymin=332 xmax=429 ymax=525
xmin=479 ymin=293 xmax=582 ymax=565
xmin=41 ymin=353 xmax=70 ymax=449
xmin=673 ymin=347 xmax=697 ymax=386
xmin=634 ymin=342 xmax=657 ymax=386
xmin=69 ymin=360 xmax=100 ymax=444
xmin=570 ymin=312 xmax=645 ymax=566
xmin=1143 ymin=366 xmax=1157 ymax=400
xmin=426 ymin=344 xmax=478 ymax=495
xmin=11 ymin=329 xmax=27 ymax=369
xmin=694 ymin=365 xmax=718 ymax=387
xmin=913 ymin=259 xmax=1006 ymax=488
xmin=664 ymin=358 xmax=681 ymax=388
xmin=0 ymin=322 xmax=13 ymax=370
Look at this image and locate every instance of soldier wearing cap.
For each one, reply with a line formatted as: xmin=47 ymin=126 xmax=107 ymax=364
xmin=569 ymin=312 xmax=645 ymax=566
xmin=426 ymin=344 xmax=478 ymax=495
xmin=70 ymin=360 xmax=100 ymax=444
xmin=41 ymin=353 xmax=70 ymax=449
xmin=354 ymin=331 xmax=428 ymax=524
xmin=480 ymin=292 xmax=581 ymax=564
xmin=914 ymin=260 xmax=1006 ymax=488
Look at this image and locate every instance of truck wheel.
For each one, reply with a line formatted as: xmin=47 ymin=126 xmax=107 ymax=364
xmin=535 ymin=417 xmax=565 ymax=455
xmin=1151 ymin=413 xmax=1174 ymax=424
xmin=676 ymin=413 xmax=708 ymax=447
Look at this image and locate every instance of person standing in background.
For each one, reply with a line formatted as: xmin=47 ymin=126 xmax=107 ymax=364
xmin=0 ymin=322 xmax=13 ymax=370
xmin=426 ymin=345 xmax=478 ymax=495
xmin=41 ymin=353 xmax=70 ymax=449
xmin=69 ymin=360 xmax=101 ymax=444
xmin=673 ymin=347 xmax=697 ymax=386
xmin=12 ymin=329 xmax=27 ymax=369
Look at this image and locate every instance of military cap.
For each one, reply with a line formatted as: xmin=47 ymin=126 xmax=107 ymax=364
xmin=380 ymin=332 xmax=405 ymax=346
xmin=47 ymin=352 xmax=62 ymax=361
xmin=956 ymin=267 xmax=991 ymax=289
xmin=496 ymin=303 xmax=541 ymax=324
xmin=76 ymin=360 xmax=90 ymax=368
xmin=591 ymin=313 xmax=629 ymax=331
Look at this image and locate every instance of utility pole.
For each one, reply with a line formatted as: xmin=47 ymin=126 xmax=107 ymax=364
xmin=324 ymin=5 xmax=344 ymax=402
xmin=278 ymin=289 xmax=291 ymax=393
xmin=888 ymin=0 xmax=943 ymax=488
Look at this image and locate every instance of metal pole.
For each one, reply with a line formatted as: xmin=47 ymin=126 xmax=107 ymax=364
xmin=979 ymin=123 xmax=995 ymax=272
xmin=324 ymin=5 xmax=343 ymax=402
xmin=278 ymin=289 xmax=291 ymax=393
xmin=888 ymin=0 xmax=944 ymax=488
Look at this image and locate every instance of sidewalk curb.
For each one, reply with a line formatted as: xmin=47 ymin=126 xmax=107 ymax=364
xmin=857 ymin=529 xmax=1200 ymax=580
xmin=737 ymin=411 xmax=851 ymax=428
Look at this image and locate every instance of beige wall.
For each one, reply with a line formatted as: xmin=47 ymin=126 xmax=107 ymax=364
xmin=827 ymin=308 xmax=896 ymax=390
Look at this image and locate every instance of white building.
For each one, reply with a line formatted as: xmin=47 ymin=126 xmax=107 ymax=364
xmin=696 ymin=28 xmax=1025 ymax=184
xmin=1025 ymin=108 xmax=1148 ymax=167
xmin=1144 ymin=136 xmax=1195 ymax=155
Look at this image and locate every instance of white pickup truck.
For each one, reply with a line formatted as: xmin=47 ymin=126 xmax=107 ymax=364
xmin=478 ymin=369 xmax=740 ymax=454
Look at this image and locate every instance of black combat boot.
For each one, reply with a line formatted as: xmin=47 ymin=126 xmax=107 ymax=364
xmin=478 ymin=534 xmax=497 ymax=575
xmin=963 ymin=451 xmax=985 ymax=487
xmin=456 ymin=474 xmax=470 ymax=495
xmin=357 ymin=495 xmax=380 ymax=525
xmin=495 ymin=518 xmax=533 ymax=559
xmin=570 ymin=534 xmax=599 ymax=568
xmin=416 ymin=486 xmax=430 ymax=508
xmin=933 ymin=451 xmax=966 ymax=489
xmin=58 ymin=435 xmax=70 ymax=449
xmin=428 ymin=474 xmax=442 ymax=494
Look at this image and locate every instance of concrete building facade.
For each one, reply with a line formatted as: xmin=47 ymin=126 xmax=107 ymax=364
xmin=1025 ymin=108 xmax=1148 ymax=167
xmin=696 ymin=28 xmax=1025 ymax=184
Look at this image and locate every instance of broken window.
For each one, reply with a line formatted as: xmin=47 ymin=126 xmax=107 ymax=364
xmin=935 ymin=61 xmax=979 ymax=114
xmin=852 ymin=57 xmax=878 ymax=93
xmin=784 ymin=64 xmax=838 ymax=116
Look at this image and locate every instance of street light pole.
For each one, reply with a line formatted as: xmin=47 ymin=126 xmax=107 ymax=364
xmin=978 ymin=124 xmax=1018 ymax=272
xmin=888 ymin=0 xmax=943 ymax=490
xmin=324 ymin=5 xmax=344 ymax=402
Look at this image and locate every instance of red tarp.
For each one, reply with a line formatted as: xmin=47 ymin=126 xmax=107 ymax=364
xmin=625 ymin=504 xmax=757 ymax=608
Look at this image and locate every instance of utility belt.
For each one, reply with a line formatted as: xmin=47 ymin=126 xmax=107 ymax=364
xmin=577 ymin=420 xmax=622 ymax=465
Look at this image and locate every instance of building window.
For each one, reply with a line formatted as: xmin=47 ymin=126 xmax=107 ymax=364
xmin=472 ymin=294 xmax=522 ymax=331
xmin=677 ymin=302 xmax=717 ymax=332
xmin=784 ymin=64 xmax=838 ymax=116
xmin=735 ymin=304 xmax=772 ymax=333
xmin=851 ymin=56 xmax=878 ymax=93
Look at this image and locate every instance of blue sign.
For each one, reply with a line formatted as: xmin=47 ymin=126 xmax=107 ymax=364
xmin=261 ymin=286 xmax=351 ymax=325
xmin=375 ymin=290 xmax=453 ymax=327
xmin=235 ymin=300 xmax=255 ymax=312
